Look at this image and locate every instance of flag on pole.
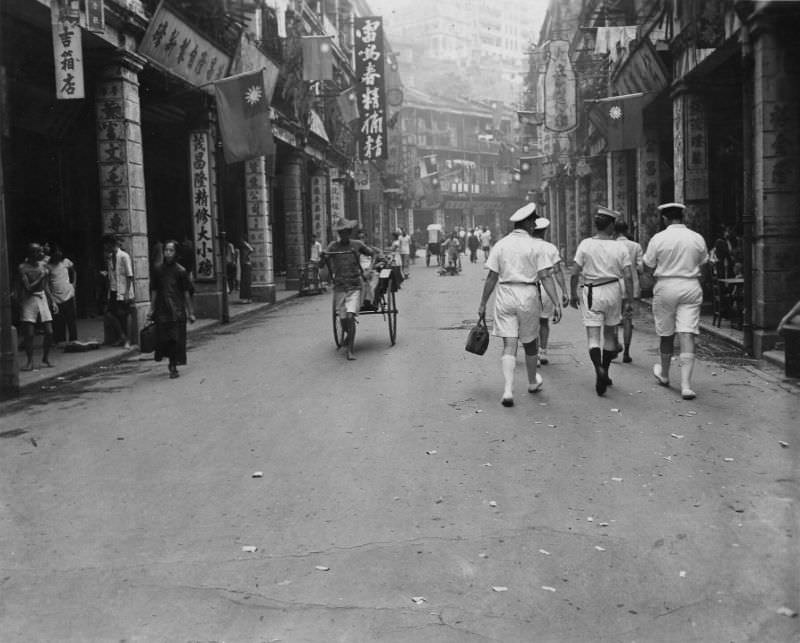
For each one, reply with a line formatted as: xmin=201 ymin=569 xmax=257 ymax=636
xmin=302 ymin=36 xmax=334 ymax=81
xmin=214 ymin=69 xmax=275 ymax=164
xmin=337 ymin=86 xmax=359 ymax=122
xmin=587 ymin=93 xmax=644 ymax=152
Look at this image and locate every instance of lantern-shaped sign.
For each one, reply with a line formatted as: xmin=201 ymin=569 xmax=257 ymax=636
xmin=544 ymin=40 xmax=576 ymax=133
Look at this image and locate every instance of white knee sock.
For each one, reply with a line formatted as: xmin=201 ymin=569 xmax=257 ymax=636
xmin=679 ymin=352 xmax=695 ymax=390
xmin=501 ymin=355 xmax=516 ymax=398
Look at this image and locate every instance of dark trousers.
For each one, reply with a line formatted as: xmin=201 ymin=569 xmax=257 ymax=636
xmin=53 ymin=297 xmax=78 ymax=343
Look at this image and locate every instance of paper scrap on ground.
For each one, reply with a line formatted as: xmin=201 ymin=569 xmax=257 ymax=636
xmin=491 ymin=586 xmax=508 ymax=592
xmin=411 ymin=596 xmax=426 ymax=604
xmin=252 ymin=471 xmax=264 ymax=478
xmin=541 ymin=586 xmax=556 ymax=592
xmin=315 ymin=565 xmax=330 ymax=571
xmin=242 ymin=546 xmax=258 ymax=553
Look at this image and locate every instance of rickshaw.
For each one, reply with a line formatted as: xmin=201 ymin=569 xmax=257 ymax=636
xmin=327 ymin=251 xmax=401 ymax=348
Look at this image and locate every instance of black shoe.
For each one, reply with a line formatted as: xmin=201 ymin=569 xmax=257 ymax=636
xmin=595 ymin=368 xmax=608 ymax=396
xmin=622 ymin=354 xmax=632 ymax=363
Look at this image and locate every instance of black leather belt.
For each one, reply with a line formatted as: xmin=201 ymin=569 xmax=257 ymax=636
xmin=580 ymin=279 xmax=618 ymax=308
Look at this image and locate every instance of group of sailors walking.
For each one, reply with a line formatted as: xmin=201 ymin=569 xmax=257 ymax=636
xmin=477 ymin=201 xmax=708 ymax=407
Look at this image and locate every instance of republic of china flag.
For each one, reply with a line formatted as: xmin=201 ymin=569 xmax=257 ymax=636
xmin=587 ymin=93 xmax=644 ymax=152
xmin=214 ymin=69 xmax=276 ymax=164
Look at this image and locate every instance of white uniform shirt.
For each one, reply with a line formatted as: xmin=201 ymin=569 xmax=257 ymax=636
xmin=486 ymin=230 xmax=554 ymax=283
xmin=398 ymin=234 xmax=411 ymax=254
xmin=479 ymin=230 xmax=492 ymax=247
xmin=617 ymin=235 xmax=643 ymax=295
xmin=643 ymin=224 xmax=709 ymax=278
xmin=108 ymin=248 xmax=134 ymax=300
xmin=573 ymin=237 xmax=631 ymax=282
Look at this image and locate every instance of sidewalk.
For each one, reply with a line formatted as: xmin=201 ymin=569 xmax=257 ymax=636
xmin=697 ymin=312 xmax=786 ymax=371
xmin=10 ymin=284 xmax=300 ymax=395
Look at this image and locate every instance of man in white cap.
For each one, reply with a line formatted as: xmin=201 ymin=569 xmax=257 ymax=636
xmin=643 ymin=202 xmax=709 ymax=399
xmin=530 ymin=217 xmax=569 ymax=365
xmin=477 ymin=202 xmax=562 ymax=407
xmin=322 ymin=218 xmax=378 ymax=360
xmin=569 ymin=206 xmax=634 ymax=396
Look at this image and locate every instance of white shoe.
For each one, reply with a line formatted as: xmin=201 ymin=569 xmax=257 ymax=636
xmin=528 ymin=373 xmax=544 ymax=393
xmin=653 ymin=364 xmax=669 ymax=387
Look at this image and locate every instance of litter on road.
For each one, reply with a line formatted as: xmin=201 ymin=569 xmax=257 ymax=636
xmin=241 ymin=546 xmax=258 ymax=553
xmin=723 ymin=457 xmax=735 ymax=462
xmin=779 ymin=441 xmax=789 ymax=448
xmin=671 ymin=433 xmax=685 ymax=439
xmin=252 ymin=471 xmax=264 ymax=478
xmin=489 ymin=500 xmax=497 ymax=507
xmin=425 ymin=450 xmax=437 ymax=455
xmin=411 ymin=596 xmax=427 ymax=604
xmin=611 ymin=477 xmax=623 ymax=482
xmin=538 ymin=549 xmax=551 ymax=555
xmin=315 ymin=565 xmax=330 ymax=571
xmin=595 ymin=545 xmax=606 ymax=551
xmin=541 ymin=586 xmax=557 ymax=592
xmin=776 ymin=606 xmax=798 ymax=617
xmin=491 ymin=586 xmax=509 ymax=592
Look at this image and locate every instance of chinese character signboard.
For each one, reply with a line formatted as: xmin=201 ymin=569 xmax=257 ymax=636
xmin=189 ymin=131 xmax=216 ymax=281
xmin=86 ymin=0 xmax=105 ymax=33
xmin=329 ymin=169 xmax=345 ymax=225
xmin=544 ymin=40 xmax=576 ymax=133
xmin=354 ymin=17 xmax=387 ymax=160
xmin=139 ymin=0 xmax=231 ymax=91
xmin=51 ymin=0 xmax=84 ymax=100
xmin=354 ymin=160 xmax=370 ymax=191
xmin=311 ymin=172 xmax=327 ymax=245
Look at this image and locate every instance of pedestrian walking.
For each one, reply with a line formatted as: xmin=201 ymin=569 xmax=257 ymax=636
xmin=147 ymin=240 xmax=196 ymax=379
xmin=569 ymin=207 xmax=633 ymax=396
xmin=614 ymin=219 xmax=644 ymax=363
xmin=225 ymin=240 xmax=239 ymax=294
xmin=398 ymin=228 xmax=411 ymax=278
xmin=643 ymin=202 xmax=709 ymax=400
xmin=102 ymin=233 xmax=135 ymax=349
xmin=476 ymin=203 xmax=562 ymax=407
xmin=47 ymin=244 xmax=78 ymax=344
xmin=238 ymin=238 xmax=254 ymax=302
xmin=530 ymin=218 xmax=569 ymax=365
xmin=479 ymin=225 xmax=492 ymax=261
xmin=18 ymin=242 xmax=56 ymax=370
xmin=322 ymin=218 xmax=378 ymax=360
xmin=467 ymin=229 xmax=480 ymax=263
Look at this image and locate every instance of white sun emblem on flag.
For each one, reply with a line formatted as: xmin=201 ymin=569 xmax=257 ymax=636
xmin=244 ymin=85 xmax=263 ymax=106
xmin=609 ymin=105 xmax=623 ymax=120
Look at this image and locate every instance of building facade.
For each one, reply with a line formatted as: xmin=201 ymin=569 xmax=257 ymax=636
xmin=528 ymin=0 xmax=800 ymax=357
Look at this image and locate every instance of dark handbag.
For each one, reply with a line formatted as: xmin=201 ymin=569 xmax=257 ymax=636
xmin=465 ymin=314 xmax=490 ymax=355
xmin=139 ymin=322 xmax=157 ymax=353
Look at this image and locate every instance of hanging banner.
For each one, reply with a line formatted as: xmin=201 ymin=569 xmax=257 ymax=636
xmin=189 ymin=131 xmax=216 ymax=281
xmin=139 ymin=0 xmax=230 ymax=91
xmin=354 ymin=160 xmax=370 ymax=191
xmin=310 ymin=172 xmax=327 ymax=244
xmin=544 ymin=40 xmax=576 ymax=133
xmin=354 ymin=16 xmax=387 ymax=160
xmin=51 ymin=0 xmax=84 ymax=100
xmin=329 ymin=169 xmax=345 ymax=225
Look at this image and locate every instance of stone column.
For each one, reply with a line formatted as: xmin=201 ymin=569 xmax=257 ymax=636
xmin=637 ymin=130 xmax=661 ymax=247
xmin=95 ymin=51 xmax=148 ymax=341
xmin=245 ymin=157 xmax=275 ymax=303
xmin=752 ymin=18 xmax=800 ymax=336
xmin=672 ymin=83 xmax=710 ymax=237
xmin=283 ymin=151 xmax=305 ymax=290
xmin=564 ymin=175 xmax=577 ymax=261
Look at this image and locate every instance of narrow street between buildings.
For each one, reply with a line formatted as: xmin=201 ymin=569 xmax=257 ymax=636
xmin=1 ymin=257 xmax=798 ymax=643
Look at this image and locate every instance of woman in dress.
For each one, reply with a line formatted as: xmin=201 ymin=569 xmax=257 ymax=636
xmin=147 ymin=240 xmax=195 ymax=379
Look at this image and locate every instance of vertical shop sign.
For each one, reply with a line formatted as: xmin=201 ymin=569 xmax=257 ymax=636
xmin=86 ymin=0 xmax=105 ymax=33
xmin=311 ymin=172 xmax=327 ymax=245
xmin=544 ymin=40 xmax=576 ymax=133
xmin=354 ymin=16 xmax=387 ymax=160
xmin=51 ymin=0 xmax=84 ymax=100
xmin=354 ymin=160 xmax=370 ymax=190
xmin=329 ymin=169 xmax=345 ymax=228
xmin=189 ymin=131 xmax=216 ymax=281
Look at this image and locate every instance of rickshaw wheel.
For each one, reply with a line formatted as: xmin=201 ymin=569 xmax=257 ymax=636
xmin=387 ymin=289 xmax=397 ymax=345
xmin=332 ymin=300 xmax=345 ymax=348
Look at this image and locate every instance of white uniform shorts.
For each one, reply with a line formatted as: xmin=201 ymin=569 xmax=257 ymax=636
xmin=579 ymin=281 xmax=623 ymax=327
xmin=20 ymin=292 xmax=53 ymax=324
xmin=333 ymin=288 xmax=362 ymax=318
xmin=492 ymin=283 xmax=542 ymax=344
xmin=652 ymin=278 xmax=703 ymax=336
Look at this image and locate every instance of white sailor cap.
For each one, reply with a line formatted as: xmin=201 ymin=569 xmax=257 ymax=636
xmin=657 ymin=202 xmax=686 ymax=212
xmin=596 ymin=205 xmax=621 ymax=219
xmin=509 ymin=202 xmax=537 ymax=222
xmin=533 ymin=217 xmax=551 ymax=230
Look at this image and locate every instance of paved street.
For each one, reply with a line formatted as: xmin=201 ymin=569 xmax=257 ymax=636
xmin=1 ymin=256 xmax=798 ymax=643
